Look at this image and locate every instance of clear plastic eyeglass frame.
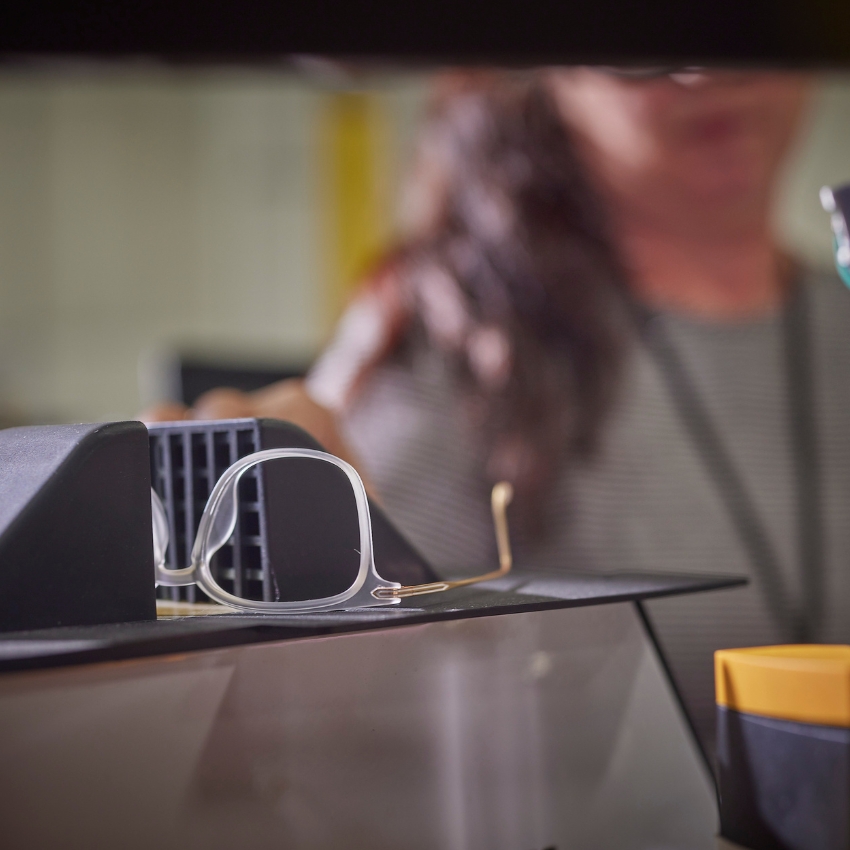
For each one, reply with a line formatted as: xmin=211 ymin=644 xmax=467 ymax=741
xmin=151 ymin=448 xmax=514 ymax=614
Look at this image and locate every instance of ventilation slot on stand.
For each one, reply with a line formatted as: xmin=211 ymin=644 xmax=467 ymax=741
xmin=148 ymin=422 xmax=269 ymax=603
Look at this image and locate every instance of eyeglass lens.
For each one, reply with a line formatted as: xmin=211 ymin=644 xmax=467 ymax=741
xmin=212 ymin=456 xmax=362 ymax=604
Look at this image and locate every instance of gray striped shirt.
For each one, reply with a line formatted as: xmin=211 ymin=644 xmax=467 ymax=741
xmin=309 ymin=269 xmax=850 ymax=756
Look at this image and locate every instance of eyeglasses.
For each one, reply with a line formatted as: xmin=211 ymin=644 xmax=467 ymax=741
xmin=151 ymin=448 xmax=514 ymax=613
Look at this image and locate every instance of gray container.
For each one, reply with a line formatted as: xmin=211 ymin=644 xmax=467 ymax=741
xmin=718 ymin=704 xmax=850 ymax=850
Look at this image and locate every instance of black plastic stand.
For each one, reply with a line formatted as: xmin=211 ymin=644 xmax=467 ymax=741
xmin=0 ymin=422 xmax=156 ymax=632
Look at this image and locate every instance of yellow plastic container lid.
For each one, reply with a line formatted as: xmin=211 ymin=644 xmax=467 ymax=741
xmin=715 ymin=645 xmax=850 ymax=728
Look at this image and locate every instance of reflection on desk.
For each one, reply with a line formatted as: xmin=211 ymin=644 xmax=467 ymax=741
xmin=0 ymin=571 xmax=742 ymax=849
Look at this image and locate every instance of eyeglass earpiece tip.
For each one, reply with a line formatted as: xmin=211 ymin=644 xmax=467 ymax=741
xmin=492 ymin=481 xmax=514 ymax=506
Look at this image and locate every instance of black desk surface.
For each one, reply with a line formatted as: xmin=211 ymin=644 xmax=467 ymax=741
xmin=0 ymin=570 xmax=745 ymax=674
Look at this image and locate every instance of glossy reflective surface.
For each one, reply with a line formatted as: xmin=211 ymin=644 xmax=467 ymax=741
xmin=0 ymin=602 xmax=716 ymax=849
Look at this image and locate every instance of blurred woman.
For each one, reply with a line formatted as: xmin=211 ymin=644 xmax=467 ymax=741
xmin=148 ymin=69 xmax=850 ymax=757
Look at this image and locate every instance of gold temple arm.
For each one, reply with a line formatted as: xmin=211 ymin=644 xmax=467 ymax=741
xmin=372 ymin=481 xmax=514 ymax=600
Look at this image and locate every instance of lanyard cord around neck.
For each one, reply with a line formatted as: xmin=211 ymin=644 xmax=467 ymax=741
xmin=629 ymin=282 xmax=823 ymax=643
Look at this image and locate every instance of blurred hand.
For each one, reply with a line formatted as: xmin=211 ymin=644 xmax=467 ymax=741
xmin=139 ymin=400 xmax=190 ymax=422
xmin=139 ymin=379 xmax=374 ymax=493
xmin=192 ymin=387 xmax=256 ymax=420
xmin=247 ymin=380 xmax=350 ymax=458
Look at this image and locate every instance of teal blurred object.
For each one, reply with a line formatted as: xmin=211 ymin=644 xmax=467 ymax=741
xmin=821 ymin=185 xmax=850 ymax=288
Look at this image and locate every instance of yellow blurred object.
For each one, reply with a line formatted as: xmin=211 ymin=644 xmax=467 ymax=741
xmin=715 ymin=644 xmax=850 ymax=727
xmin=319 ymin=91 xmax=390 ymax=327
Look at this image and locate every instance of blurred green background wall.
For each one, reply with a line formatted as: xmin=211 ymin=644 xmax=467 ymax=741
xmin=0 ymin=68 xmax=846 ymax=424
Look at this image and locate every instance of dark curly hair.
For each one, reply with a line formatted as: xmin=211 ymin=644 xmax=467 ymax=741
xmin=335 ymin=74 xmax=627 ymax=533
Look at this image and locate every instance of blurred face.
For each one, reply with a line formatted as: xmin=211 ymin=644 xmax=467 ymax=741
xmin=548 ymin=69 xmax=812 ymax=236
